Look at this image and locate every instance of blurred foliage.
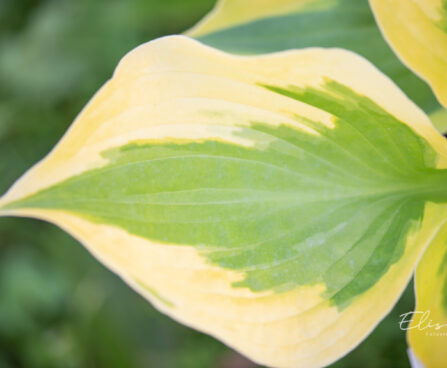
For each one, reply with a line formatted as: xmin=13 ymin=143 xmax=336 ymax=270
xmin=0 ymin=1 xmax=413 ymax=367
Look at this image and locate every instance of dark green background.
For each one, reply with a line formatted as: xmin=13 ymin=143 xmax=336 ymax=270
xmin=0 ymin=1 xmax=414 ymax=367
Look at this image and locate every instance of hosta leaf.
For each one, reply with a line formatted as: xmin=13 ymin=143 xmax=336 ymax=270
xmin=186 ymin=0 xmax=444 ymax=117
xmin=369 ymin=0 xmax=447 ymax=109
xmin=1 ymin=36 xmax=447 ymax=367
xmin=408 ymin=217 xmax=447 ymax=368
xmin=186 ymin=0 xmax=309 ymax=37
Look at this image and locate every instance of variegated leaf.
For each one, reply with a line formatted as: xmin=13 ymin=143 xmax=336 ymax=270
xmin=369 ymin=0 xmax=447 ymax=109
xmin=1 ymin=36 xmax=447 ymax=367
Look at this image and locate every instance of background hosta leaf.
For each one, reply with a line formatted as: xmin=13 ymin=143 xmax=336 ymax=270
xmin=1 ymin=36 xmax=447 ymax=367
xmin=408 ymin=217 xmax=447 ymax=368
xmin=369 ymin=0 xmax=447 ymax=109
xmin=187 ymin=0 xmax=445 ymax=118
xmin=186 ymin=0 xmax=309 ymax=37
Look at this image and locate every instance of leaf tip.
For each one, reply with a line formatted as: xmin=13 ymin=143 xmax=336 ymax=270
xmin=0 ymin=195 xmax=12 ymax=217
xmin=0 ymin=192 xmax=29 ymax=217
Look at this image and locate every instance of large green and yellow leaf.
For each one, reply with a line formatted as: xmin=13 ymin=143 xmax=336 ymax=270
xmin=369 ymin=0 xmax=447 ymax=109
xmin=1 ymin=36 xmax=447 ymax=367
xmin=408 ymin=216 xmax=447 ymax=368
xmin=186 ymin=0 xmax=444 ymax=117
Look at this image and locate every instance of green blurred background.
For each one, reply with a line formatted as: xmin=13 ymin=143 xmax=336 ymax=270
xmin=0 ymin=1 xmax=415 ymax=367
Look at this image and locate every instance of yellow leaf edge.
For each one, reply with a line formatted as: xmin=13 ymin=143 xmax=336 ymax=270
xmin=408 ymin=211 xmax=447 ymax=368
xmin=369 ymin=0 xmax=447 ymax=109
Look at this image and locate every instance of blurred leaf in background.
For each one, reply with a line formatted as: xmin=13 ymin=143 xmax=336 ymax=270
xmin=0 ymin=1 xmax=416 ymax=367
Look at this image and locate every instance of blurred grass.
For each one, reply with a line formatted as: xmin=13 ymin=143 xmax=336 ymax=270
xmin=0 ymin=1 xmax=413 ymax=367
